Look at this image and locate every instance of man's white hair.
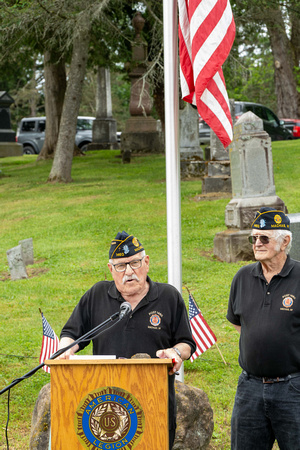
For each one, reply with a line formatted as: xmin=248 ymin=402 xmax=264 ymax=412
xmin=109 ymin=250 xmax=146 ymax=264
xmin=272 ymin=229 xmax=292 ymax=254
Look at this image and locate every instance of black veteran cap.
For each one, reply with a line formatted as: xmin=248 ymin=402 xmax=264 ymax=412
xmin=109 ymin=231 xmax=144 ymax=259
xmin=251 ymin=207 xmax=290 ymax=230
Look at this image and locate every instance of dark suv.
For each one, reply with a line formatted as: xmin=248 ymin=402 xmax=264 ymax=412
xmin=235 ymin=102 xmax=293 ymax=141
xmin=16 ymin=116 xmax=95 ymax=154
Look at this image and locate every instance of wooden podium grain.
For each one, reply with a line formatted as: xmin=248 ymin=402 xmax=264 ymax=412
xmin=46 ymin=358 xmax=172 ymax=449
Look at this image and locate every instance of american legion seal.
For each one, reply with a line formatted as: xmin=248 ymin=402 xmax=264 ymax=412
xmin=74 ymin=386 xmax=145 ymax=449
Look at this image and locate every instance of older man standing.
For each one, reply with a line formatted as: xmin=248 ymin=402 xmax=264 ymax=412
xmin=58 ymin=230 xmax=196 ymax=449
xmin=227 ymin=207 xmax=300 ymax=449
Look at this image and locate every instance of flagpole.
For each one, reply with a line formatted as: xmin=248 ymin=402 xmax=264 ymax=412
xmin=163 ymin=0 xmax=183 ymax=382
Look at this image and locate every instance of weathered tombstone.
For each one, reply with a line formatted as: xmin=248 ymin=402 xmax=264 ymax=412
xmin=213 ymin=111 xmax=287 ymax=262
xmin=6 ymin=244 xmax=28 ymax=280
xmin=201 ymin=100 xmax=234 ymax=193
xmin=121 ymin=12 xmax=163 ymax=154
xmin=19 ymin=238 xmax=34 ymax=265
xmin=87 ymin=67 xmax=119 ymax=150
xmin=30 ymin=381 xmax=214 ymax=450
xmin=287 ymin=213 xmax=300 ymax=261
xmin=0 ymin=91 xmax=23 ymax=157
xmin=180 ymin=104 xmax=206 ymax=179
xmin=29 ymin=383 xmax=51 ymax=449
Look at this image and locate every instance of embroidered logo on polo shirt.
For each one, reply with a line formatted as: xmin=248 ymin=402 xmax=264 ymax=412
xmin=280 ymin=294 xmax=295 ymax=311
xmin=148 ymin=311 xmax=163 ymax=330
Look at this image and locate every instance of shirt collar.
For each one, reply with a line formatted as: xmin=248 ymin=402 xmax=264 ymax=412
xmin=252 ymin=254 xmax=294 ymax=278
xmin=108 ymin=276 xmax=158 ymax=302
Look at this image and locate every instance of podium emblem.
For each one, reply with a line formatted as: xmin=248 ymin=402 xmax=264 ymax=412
xmin=75 ymin=386 xmax=145 ymax=449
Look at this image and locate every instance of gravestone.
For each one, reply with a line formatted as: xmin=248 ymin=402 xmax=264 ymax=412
xmin=180 ymin=104 xmax=205 ymax=179
xmin=19 ymin=238 xmax=34 ymax=265
xmin=287 ymin=213 xmax=300 ymax=261
xmin=6 ymin=244 xmax=28 ymax=280
xmin=121 ymin=12 xmax=163 ymax=154
xmin=0 ymin=91 xmax=23 ymax=157
xmin=87 ymin=67 xmax=119 ymax=150
xmin=201 ymin=100 xmax=234 ymax=193
xmin=214 ymin=111 xmax=287 ymax=262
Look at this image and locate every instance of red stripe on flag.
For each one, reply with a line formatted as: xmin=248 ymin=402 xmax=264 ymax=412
xmin=178 ymin=0 xmax=236 ymax=147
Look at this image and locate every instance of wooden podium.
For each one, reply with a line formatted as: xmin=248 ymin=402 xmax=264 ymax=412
xmin=46 ymin=358 xmax=172 ymax=449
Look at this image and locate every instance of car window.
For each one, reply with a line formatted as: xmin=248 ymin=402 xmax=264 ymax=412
xmin=77 ymin=118 xmax=93 ymax=130
xmin=263 ymin=108 xmax=279 ymax=127
xmin=252 ymin=105 xmax=266 ymax=120
xmin=21 ymin=121 xmax=36 ymax=132
xmin=37 ymin=120 xmax=46 ymax=132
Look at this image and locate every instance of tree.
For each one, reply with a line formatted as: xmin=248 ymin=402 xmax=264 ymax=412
xmin=230 ymin=0 xmax=300 ymax=118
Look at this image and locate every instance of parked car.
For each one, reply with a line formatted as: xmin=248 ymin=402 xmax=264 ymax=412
xmin=16 ymin=116 xmax=95 ymax=154
xmin=280 ymin=118 xmax=300 ymax=139
xmin=235 ymin=102 xmax=293 ymax=141
xmin=199 ymin=119 xmax=211 ymax=144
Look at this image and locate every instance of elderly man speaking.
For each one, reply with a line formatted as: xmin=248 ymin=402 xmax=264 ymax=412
xmin=58 ymin=230 xmax=196 ymax=449
xmin=227 ymin=207 xmax=300 ymax=450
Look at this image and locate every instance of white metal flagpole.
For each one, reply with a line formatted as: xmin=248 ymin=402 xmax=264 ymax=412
xmin=163 ymin=0 xmax=184 ymax=382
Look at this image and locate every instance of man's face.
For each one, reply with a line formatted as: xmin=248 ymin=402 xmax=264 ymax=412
xmin=251 ymin=230 xmax=286 ymax=262
xmin=108 ymin=253 xmax=150 ymax=299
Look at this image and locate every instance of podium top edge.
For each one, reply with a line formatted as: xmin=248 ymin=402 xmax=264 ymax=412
xmin=45 ymin=358 xmax=173 ymax=367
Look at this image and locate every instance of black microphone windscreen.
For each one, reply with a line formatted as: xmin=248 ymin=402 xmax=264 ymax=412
xmin=119 ymin=302 xmax=132 ymax=320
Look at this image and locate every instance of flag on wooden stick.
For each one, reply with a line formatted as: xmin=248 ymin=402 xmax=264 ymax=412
xmin=188 ymin=292 xmax=217 ymax=362
xmin=39 ymin=309 xmax=59 ymax=373
xmin=178 ymin=0 xmax=236 ymax=147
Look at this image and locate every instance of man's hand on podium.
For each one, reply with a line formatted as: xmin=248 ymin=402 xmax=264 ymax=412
xmin=156 ymin=343 xmax=191 ymax=375
xmin=57 ymin=337 xmax=79 ymax=359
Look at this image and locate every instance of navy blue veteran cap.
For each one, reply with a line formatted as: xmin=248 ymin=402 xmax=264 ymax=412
xmin=251 ymin=207 xmax=290 ymax=230
xmin=109 ymin=231 xmax=144 ymax=259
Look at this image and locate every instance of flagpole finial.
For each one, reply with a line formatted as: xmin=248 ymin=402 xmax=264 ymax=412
xmin=39 ymin=307 xmax=42 ymax=315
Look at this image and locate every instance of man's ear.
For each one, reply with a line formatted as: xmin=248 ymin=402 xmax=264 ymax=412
xmin=282 ymin=235 xmax=291 ymax=251
xmin=107 ymin=263 xmax=113 ymax=275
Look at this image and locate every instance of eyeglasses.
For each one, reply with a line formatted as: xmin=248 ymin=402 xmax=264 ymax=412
xmin=111 ymin=256 xmax=145 ymax=272
xmin=248 ymin=235 xmax=272 ymax=245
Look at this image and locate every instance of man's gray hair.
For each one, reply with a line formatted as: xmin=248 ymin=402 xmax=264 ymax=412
xmin=109 ymin=250 xmax=146 ymax=264
xmin=273 ymin=229 xmax=292 ymax=254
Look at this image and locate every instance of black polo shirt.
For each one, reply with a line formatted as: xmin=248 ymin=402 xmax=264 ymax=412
xmin=227 ymin=256 xmax=300 ymax=377
xmin=61 ymin=276 xmax=196 ymax=428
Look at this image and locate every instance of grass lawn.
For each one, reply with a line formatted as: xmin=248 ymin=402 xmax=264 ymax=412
xmin=0 ymin=140 xmax=299 ymax=449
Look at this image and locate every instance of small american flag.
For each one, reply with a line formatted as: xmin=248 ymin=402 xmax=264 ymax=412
xmin=39 ymin=311 xmax=59 ymax=373
xmin=178 ymin=0 xmax=236 ymax=148
xmin=189 ymin=293 xmax=217 ymax=362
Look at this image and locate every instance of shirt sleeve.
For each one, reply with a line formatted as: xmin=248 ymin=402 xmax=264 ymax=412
xmin=60 ymin=290 xmax=92 ymax=351
xmin=226 ymin=272 xmax=241 ymax=326
xmin=172 ymin=291 xmax=197 ymax=355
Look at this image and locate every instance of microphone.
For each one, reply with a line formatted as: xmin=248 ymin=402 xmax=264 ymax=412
xmin=119 ymin=302 xmax=132 ymax=320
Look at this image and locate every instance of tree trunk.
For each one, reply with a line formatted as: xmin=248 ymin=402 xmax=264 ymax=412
xmin=48 ymin=19 xmax=91 ymax=182
xmin=265 ymin=7 xmax=299 ymax=118
xmin=37 ymin=51 xmax=66 ymax=160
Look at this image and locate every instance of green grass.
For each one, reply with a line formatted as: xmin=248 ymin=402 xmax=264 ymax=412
xmin=0 ymin=140 xmax=299 ymax=448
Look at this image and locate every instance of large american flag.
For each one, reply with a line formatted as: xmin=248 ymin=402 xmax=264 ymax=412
xmin=39 ymin=311 xmax=59 ymax=373
xmin=189 ymin=293 xmax=217 ymax=362
xmin=178 ymin=0 xmax=236 ymax=148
